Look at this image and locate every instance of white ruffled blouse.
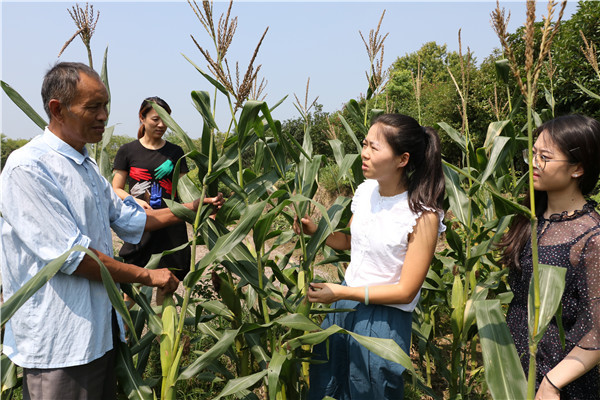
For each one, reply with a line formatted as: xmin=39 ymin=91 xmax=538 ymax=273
xmin=344 ymin=179 xmax=446 ymax=312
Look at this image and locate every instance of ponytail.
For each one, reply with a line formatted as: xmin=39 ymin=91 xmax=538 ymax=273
xmin=137 ymin=123 xmax=145 ymax=139
xmin=411 ymin=126 xmax=445 ymax=213
xmin=371 ymin=114 xmax=445 ymax=214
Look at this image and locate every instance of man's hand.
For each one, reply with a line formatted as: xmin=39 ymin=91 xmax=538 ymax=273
xmin=146 ymin=268 xmax=179 ymax=294
xmin=206 ymin=192 xmax=225 ymax=212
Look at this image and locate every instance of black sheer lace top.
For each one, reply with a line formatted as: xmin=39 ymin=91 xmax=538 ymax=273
xmin=508 ymin=201 xmax=600 ymax=350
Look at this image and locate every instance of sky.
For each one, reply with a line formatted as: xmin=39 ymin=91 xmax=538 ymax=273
xmin=1 ymin=1 xmax=579 ymax=140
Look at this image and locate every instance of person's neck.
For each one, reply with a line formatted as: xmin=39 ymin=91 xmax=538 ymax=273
xmin=544 ymin=188 xmax=587 ymax=218
xmin=139 ymin=135 xmax=165 ymax=150
xmin=48 ymin=122 xmax=85 ymax=154
xmin=377 ymin=179 xmax=406 ymax=197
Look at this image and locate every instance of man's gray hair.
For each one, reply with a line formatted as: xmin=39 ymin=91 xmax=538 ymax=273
xmin=41 ymin=62 xmax=102 ymax=120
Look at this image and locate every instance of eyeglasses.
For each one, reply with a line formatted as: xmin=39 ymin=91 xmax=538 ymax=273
xmin=522 ymin=149 xmax=573 ymax=171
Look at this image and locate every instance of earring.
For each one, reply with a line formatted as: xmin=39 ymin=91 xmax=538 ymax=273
xmin=573 ymin=174 xmax=580 ymax=178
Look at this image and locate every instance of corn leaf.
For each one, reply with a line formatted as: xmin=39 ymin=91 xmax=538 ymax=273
xmin=337 ymin=113 xmax=363 ymax=153
xmin=150 ymin=102 xmax=197 ymax=154
xmin=442 ymin=163 xmax=469 ymax=227
xmin=115 ymin=340 xmax=154 ymax=400
xmin=178 ymin=329 xmax=240 ymax=380
xmin=286 ymin=324 xmax=415 ymax=376
xmin=1 ymin=81 xmax=47 ymax=130
xmin=438 ymin=122 xmax=466 ymax=153
xmin=182 ymin=54 xmax=229 ymax=96
xmin=528 ymin=264 xmax=566 ymax=344
xmin=267 ymin=351 xmax=287 ymax=400
xmin=475 ymin=300 xmax=527 ymax=399
xmin=1 ymin=353 xmax=17 ymax=393
xmin=213 ymin=370 xmax=268 ymax=400
xmin=191 ymin=90 xmax=218 ymax=130
xmin=100 ymin=46 xmax=111 ymax=118
xmin=184 ymin=201 xmax=268 ymax=287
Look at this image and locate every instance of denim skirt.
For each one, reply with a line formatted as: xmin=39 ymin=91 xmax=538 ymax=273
xmin=308 ymin=297 xmax=412 ymax=400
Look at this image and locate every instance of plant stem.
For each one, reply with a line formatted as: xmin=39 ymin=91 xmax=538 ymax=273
xmin=526 ymin=75 xmax=540 ymax=400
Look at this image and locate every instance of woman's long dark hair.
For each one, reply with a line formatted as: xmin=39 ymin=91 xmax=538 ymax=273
xmin=137 ymin=96 xmax=171 ymax=139
xmin=500 ymin=114 xmax=600 ymax=269
xmin=371 ymin=114 xmax=445 ymax=214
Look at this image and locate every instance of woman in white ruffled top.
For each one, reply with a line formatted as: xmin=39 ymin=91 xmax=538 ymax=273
xmin=295 ymin=113 xmax=446 ymax=400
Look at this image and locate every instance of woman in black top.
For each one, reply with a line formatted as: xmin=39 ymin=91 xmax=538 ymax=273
xmin=113 ymin=97 xmax=223 ymax=299
xmin=500 ymin=115 xmax=600 ymax=399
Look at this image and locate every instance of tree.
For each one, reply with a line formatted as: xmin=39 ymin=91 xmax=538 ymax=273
xmin=1 ymin=135 xmax=29 ymax=171
xmin=552 ymin=0 xmax=600 ymax=119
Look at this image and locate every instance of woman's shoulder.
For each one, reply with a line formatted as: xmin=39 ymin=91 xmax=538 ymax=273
xmin=351 ymin=180 xmax=378 ymax=210
xmin=354 ymin=179 xmax=378 ymax=197
xmin=118 ymin=139 xmax=142 ymax=151
xmin=163 ymin=141 xmax=185 ymax=154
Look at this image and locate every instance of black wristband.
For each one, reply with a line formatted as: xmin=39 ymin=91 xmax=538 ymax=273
xmin=545 ymin=373 xmax=562 ymax=392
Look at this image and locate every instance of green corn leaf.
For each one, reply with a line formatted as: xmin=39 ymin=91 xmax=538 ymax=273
xmin=191 ymin=90 xmax=218 ymax=130
xmin=442 ymin=163 xmax=469 ymax=227
xmin=328 ymin=139 xmax=345 ymax=167
xmin=303 ymin=196 xmax=351 ymax=268
xmin=198 ymin=300 xmax=235 ymax=319
xmin=495 ymin=59 xmax=510 ymax=85
xmin=150 ymin=102 xmax=197 ymax=154
xmin=575 ymin=81 xmax=600 ymax=101
xmin=1 ymin=81 xmax=47 ymax=130
xmin=528 ymin=264 xmax=566 ymax=344
xmin=164 ymin=345 xmax=184 ymax=399
xmin=463 ymin=286 xmax=489 ymax=337
xmin=438 ymin=122 xmax=466 ymax=153
xmin=178 ymin=329 xmax=240 ymax=380
xmin=184 ymin=201 xmax=268 ymax=287
xmin=273 ymin=313 xmax=321 ymax=331
xmin=100 ymin=46 xmax=111 ymax=118
xmin=286 ymin=324 xmax=415 ymax=377
xmin=337 ymin=113 xmax=363 ymax=153
xmin=1 ymin=353 xmax=17 ymax=393
xmin=121 ymin=284 xmax=162 ymax=336
xmin=1 ymin=245 xmax=85 ymax=326
xmin=475 ymin=300 xmax=527 ymax=399
xmin=1 ymin=244 xmax=138 ymax=342
xmin=182 ymin=54 xmax=229 ymax=96
xmin=98 ymin=125 xmax=115 ymax=179
xmin=483 ymin=120 xmax=511 ymax=149
xmin=92 ymin=250 xmax=139 ymax=343
xmin=267 ymin=351 xmax=287 ymax=400
xmin=163 ymin=198 xmax=197 ymax=224
xmin=115 ymin=340 xmax=154 ymax=400
xmin=451 ymin=274 xmax=464 ymax=310
xmin=213 ymin=370 xmax=268 ymax=400
xmin=475 ymin=136 xmax=511 ymax=191
xmin=345 ymin=99 xmax=368 ymax=135
xmin=337 ymin=154 xmax=360 ymax=182
xmin=237 ymin=100 xmax=264 ymax=143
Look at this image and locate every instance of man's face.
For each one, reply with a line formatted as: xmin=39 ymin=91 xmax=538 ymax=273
xmin=60 ymin=72 xmax=109 ymax=151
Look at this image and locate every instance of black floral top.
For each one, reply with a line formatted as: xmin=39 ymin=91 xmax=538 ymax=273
xmin=507 ymin=201 xmax=600 ymax=399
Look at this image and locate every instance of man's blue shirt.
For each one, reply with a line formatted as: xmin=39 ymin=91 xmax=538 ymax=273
xmin=0 ymin=128 xmax=146 ymax=368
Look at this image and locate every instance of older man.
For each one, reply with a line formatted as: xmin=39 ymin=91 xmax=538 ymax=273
xmin=1 ymin=62 xmax=194 ymax=399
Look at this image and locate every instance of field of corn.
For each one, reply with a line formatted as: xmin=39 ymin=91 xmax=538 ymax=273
xmin=2 ymin=1 xmax=600 ymax=399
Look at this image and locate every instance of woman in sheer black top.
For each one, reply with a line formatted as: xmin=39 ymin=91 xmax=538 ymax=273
xmin=501 ymin=114 xmax=600 ymax=400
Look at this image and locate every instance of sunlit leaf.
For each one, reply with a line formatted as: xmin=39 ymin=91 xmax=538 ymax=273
xmin=475 ymin=300 xmax=527 ymax=399
xmin=1 ymin=81 xmax=47 ymax=130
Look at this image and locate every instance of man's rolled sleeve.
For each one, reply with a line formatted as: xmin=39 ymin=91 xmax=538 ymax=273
xmin=109 ymin=193 xmax=146 ymax=244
